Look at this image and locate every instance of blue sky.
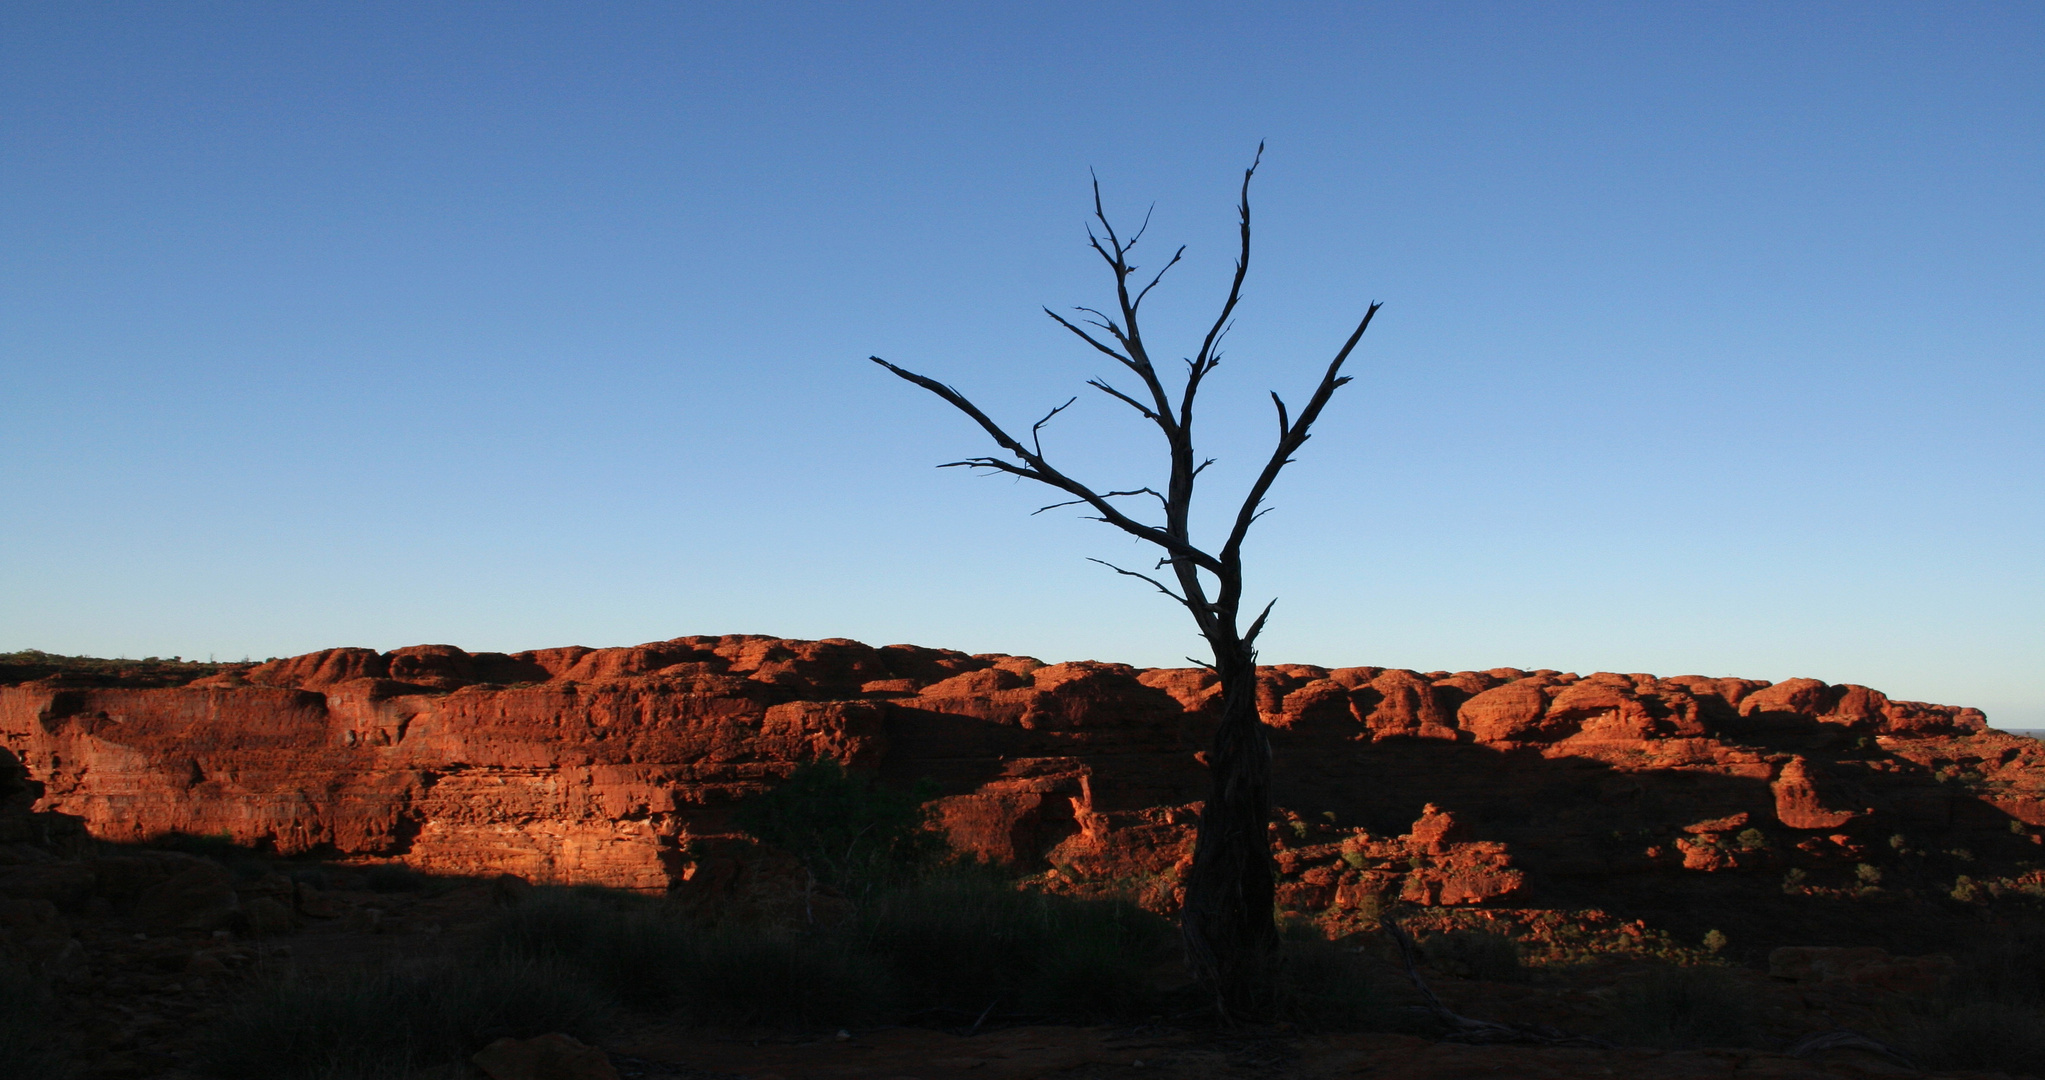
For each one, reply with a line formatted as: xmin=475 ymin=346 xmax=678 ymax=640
xmin=3 ymin=3 xmax=2040 ymax=724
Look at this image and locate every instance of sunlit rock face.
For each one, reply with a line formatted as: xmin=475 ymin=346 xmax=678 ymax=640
xmin=0 ymin=634 xmax=2030 ymax=918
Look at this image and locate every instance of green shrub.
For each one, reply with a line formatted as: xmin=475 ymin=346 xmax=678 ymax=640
xmin=861 ymin=876 xmax=1174 ymax=1022
xmin=1600 ymin=966 xmax=1761 ymax=1049
xmin=734 ymin=760 xmax=947 ymax=900
xmin=1420 ymin=930 xmax=1526 ymax=982
xmin=199 ymin=952 xmax=606 ymax=1080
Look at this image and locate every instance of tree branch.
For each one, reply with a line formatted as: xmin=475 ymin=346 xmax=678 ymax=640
xmin=1044 ymin=308 xmax=1135 ymax=366
xmin=1220 ymin=300 xmax=1380 ymax=568
xmin=1179 ymin=143 xmax=1262 ymax=433
xmin=1088 ymin=557 xmax=1191 ymax=608
xmin=1031 ymin=397 xmax=1077 ymax=456
xmin=1087 ymin=379 xmax=1161 ymax=422
xmin=873 ymin=356 xmax=1224 ymax=574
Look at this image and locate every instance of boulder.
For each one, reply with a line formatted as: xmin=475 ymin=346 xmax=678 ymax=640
xmin=472 ymin=1033 xmax=619 ymax=1080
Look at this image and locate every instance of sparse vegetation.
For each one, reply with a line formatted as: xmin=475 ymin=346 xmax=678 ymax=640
xmin=199 ymin=952 xmax=608 ymax=1080
xmin=1267 ymin=927 xmax=1398 ymax=1030
xmin=732 ymin=759 xmax=947 ymax=902
xmin=1419 ymin=930 xmax=1526 ymax=982
xmin=862 ymin=876 xmax=1176 ymax=1020
xmin=1884 ymin=924 xmax=2045 ymax=1075
xmin=0 ymin=649 xmax=241 ymax=688
xmin=1599 ymin=965 xmax=1760 ymax=1049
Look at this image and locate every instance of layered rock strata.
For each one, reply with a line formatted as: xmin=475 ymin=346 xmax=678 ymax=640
xmin=2 ymin=636 xmax=2036 ymax=922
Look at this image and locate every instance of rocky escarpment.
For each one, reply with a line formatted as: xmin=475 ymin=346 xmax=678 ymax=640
xmin=2 ymin=635 xmax=2038 ymax=948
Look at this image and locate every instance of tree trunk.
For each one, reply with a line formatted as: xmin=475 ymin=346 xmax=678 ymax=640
xmin=1179 ymin=650 xmax=1279 ymax=1016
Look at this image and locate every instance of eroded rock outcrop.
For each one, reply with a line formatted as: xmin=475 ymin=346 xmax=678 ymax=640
xmin=1 ymin=635 xmax=2034 ymax=923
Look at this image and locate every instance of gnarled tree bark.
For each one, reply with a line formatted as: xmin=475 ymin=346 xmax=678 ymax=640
xmin=872 ymin=146 xmax=1379 ymax=1016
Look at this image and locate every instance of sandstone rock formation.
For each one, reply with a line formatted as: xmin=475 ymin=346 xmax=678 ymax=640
xmin=2 ymin=635 xmax=2036 ymax=946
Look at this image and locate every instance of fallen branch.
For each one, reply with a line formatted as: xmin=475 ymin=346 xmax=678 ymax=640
xmin=1382 ymin=920 xmax=1614 ymax=1048
xmin=1786 ymin=1029 xmax=1917 ymax=1068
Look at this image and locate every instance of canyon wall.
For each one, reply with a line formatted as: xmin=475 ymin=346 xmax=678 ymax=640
xmin=2 ymin=635 xmax=2038 ymax=921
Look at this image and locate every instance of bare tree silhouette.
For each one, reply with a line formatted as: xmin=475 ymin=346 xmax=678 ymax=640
xmin=872 ymin=146 xmax=1379 ymax=1015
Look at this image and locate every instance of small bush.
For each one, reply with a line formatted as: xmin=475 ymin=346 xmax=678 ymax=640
xmin=199 ymin=952 xmax=606 ymax=1080
xmin=861 ymin=876 xmax=1174 ymax=1022
xmin=1420 ymin=930 xmax=1526 ymax=982
xmin=288 ymin=865 xmax=331 ymax=890
xmin=675 ymin=926 xmax=889 ymax=1026
xmin=1601 ymin=966 xmax=1761 ymax=1049
xmin=734 ymin=760 xmax=947 ymax=901
xmin=365 ymin=865 xmax=428 ymax=893
xmin=482 ymin=889 xmax=693 ymax=1010
xmin=1734 ymin=828 xmax=1768 ymax=851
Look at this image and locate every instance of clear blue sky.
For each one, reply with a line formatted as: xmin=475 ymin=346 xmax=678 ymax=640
xmin=3 ymin=3 xmax=2039 ymax=724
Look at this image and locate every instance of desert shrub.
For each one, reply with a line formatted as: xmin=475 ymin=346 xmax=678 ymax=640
xmin=734 ymin=760 xmax=948 ymax=901
xmin=364 ymin=865 xmax=428 ymax=893
xmin=1600 ymin=965 xmax=1761 ymax=1049
xmin=1420 ymin=930 xmax=1526 ymax=982
xmin=287 ymin=865 xmax=331 ymax=890
xmin=482 ymin=888 xmax=694 ymax=1010
xmin=484 ymin=885 xmax=885 ymax=1025
xmin=672 ymin=925 xmax=889 ymax=1026
xmin=0 ymin=963 xmax=66 ymax=1079
xmin=860 ymin=876 xmax=1174 ymax=1021
xmin=199 ymin=951 xmax=605 ymax=1080
xmin=1266 ymin=933 xmax=1395 ymax=1030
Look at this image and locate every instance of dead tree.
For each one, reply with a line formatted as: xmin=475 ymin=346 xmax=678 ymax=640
xmin=872 ymin=146 xmax=1379 ymax=1015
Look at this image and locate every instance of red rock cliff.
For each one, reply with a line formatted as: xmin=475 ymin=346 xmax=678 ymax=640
xmin=2 ymin=635 xmax=2034 ymax=921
